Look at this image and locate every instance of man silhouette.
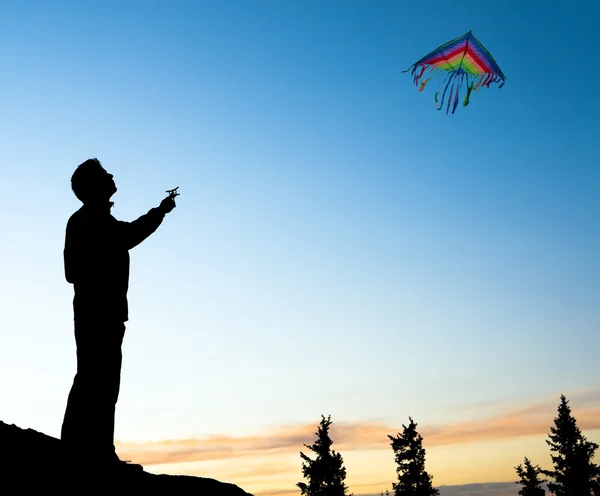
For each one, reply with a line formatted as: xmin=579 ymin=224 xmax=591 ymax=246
xmin=61 ymin=158 xmax=177 ymax=472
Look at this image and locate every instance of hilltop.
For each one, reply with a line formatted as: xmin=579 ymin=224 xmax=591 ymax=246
xmin=0 ymin=420 xmax=253 ymax=495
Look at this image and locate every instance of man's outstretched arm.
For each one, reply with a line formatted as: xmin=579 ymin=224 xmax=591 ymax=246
xmin=120 ymin=195 xmax=177 ymax=250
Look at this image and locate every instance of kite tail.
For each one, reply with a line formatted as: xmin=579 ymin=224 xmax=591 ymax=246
xmin=463 ymin=77 xmax=478 ymax=107
xmin=413 ymin=65 xmax=427 ymax=86
xmin=418 ymin=76 xmax=432 ymax=92
xmin=438 ymin=72 xmax=463 ymax=115
xmin=463 ymin=82 xmax=473 ymax=107
xmin=450 ymin=75 xmax=464 ymax=114
xmin=436 ymin=73 xmax=454 ymax=113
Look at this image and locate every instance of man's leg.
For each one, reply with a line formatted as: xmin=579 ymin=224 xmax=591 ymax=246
xmin=61 ymin=365 xmax=82 ymax=451
xmin=61 ymin=322 xmax=89 ymax=454
xmin=100 ymin=321 xmax=125 ymax=460
xmin=61 ymin=320 xmax=125 ymax=462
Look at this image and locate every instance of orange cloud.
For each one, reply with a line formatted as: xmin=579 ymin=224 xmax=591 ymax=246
xmin=117 ymin=426 xmax=316 ymax=466
xmin=116 ymin=389 xmax=600 ymax=467
xmin=422 ymin=406 xmax=600 ymax=448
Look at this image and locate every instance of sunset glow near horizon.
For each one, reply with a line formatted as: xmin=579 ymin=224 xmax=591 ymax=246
xmin=1 ymin=1 xmax=599 ymax=494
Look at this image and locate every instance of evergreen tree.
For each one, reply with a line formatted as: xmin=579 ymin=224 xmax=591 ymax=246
xmin=543 ymin=394 xmax=600 ymax=495
xmin=297 ymin=415 xmax=351 ymax=496
xmin=515 ymin=456 xmax=546 ymax=496
xmin=388 ymin=417 xmax=439 ymax=496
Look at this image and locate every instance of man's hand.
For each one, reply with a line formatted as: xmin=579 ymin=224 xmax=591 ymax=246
xmin=159 ymin=187 xmax=179 ymax=214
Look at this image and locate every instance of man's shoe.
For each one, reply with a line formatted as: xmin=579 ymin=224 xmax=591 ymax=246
xmin=101 ymin=455 xmax=144 ymax=474
xmin=115 ymin=459 xmax=144 ymax=472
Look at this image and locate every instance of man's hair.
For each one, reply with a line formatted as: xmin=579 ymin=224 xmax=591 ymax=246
xmin=71 ymin=158 xmax=103 ymax=203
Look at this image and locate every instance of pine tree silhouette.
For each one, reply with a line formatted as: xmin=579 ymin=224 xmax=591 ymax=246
xmin=515 ymin=456 xmax=546 ymax=496
xmin=388 ymin=417 xmax=439 ymax=496
xmin=542 ymin=395 xmax=600 ymax=495
xmin=297 ymin=415 xmax=352 ymax=496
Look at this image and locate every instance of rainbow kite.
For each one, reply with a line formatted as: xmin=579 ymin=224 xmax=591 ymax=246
xmin=405 ymin=30 xmax=506 ymax=114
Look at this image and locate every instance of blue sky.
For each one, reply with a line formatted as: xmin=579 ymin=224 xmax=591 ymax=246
xmin=1 ymin=0 xmax=599 ymax=490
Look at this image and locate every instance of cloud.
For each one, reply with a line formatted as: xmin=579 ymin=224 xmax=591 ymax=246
xmin=437 ymin=481 xmax=544 ymax=496
xmin=362 ymin=482 xmax=528 ymax=496
xmin=116 ymin=389 xmax=600 ymax=467
xmin=116 ymin=426 xmax=318 ymax=466
xmin=356 ymin=482 xmax=547 ymax=496
xmin=421 ymin=404 xmax=600 ymax=448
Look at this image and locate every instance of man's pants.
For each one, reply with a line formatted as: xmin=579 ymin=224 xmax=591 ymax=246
xmin=61 ymin=319 xmax=126 ymax=461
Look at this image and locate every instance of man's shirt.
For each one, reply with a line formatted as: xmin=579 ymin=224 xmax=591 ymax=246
xmin=64 ymin=202 xmax=165 ymax=322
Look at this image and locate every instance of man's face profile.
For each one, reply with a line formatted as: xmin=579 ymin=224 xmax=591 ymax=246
xmin=89 ymin=162 xmax=117 ymax=200
xmin=100 ymin=167 xmax=117 ymax=198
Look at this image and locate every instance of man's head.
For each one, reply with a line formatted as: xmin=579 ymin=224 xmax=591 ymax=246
xmin=71 ymin=158 xmax=117 ymax=204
